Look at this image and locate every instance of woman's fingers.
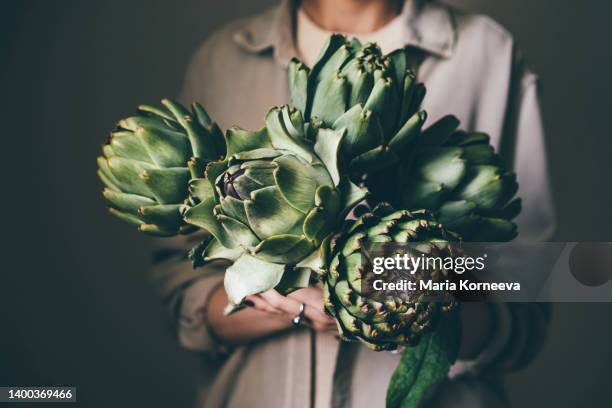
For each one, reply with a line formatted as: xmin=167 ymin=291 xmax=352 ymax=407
xmin=260 ymin=289 xmax=335 ymax=331
xmin=244 ymin=294 xmax=282 ymax=314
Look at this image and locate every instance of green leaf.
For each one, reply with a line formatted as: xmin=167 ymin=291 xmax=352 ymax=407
xmin=188 ymin=177 xmax=216 ymax=202
xmin=415 ymin=147 xmax=467 ymax=191
xmin=137 ymin=104 xmax=177 ymax=123
xmin=224 ymin=253 xmax=287 ymax=305
xmin=275 ymin=267 xmax=313 ymax=294
xmin=161 ymin=99 xmax=217 ymax=161
xmin=387 ymin=49 xmax=407 ymax=98
xmin=342 ymin=59 xmax=374 ymax=107
xmin=183 ymin=197 xmax=233 ymax=248
xmin=386 ymin=309 xmax=461 ymax=408
xmin=140 ymin=167 xmax=190 ymax=204
xmin=225 ymin=126 xmax=271 ymax=156
xmin=419 ymin=115 xmax=460 ymax=148
xmin=102 ymin=189 xmax=155 ymax=215
xmin=217 ymin=212 xmax=261 ymax=247
xmin=138 ymin=204 xmax=183 ymax=227
xmin=334 ymin=106 xmax=384 ymax=166
xmin=402 ymin=180 xmax=445 ymax=210
xmin=107 ymin=131 xmax=153 ymax=163
xmin=219 ymin=196 xmax=249 ymax=225
xmin=265 ymin=108 xmax=314 ymax=162
xmin=244 ymin=186 xmax=305 ymax=238
xmin=192 ymin=102 xmax=227 ymax=158
xmin=201 ymin=237 xmax=243 ymax=262
xmin=135 ymin=126 xmax=191 ymax=168
xmin=288 ymin=59 xmax=310 ymax=114
xmin=108 ymin=207 xmax=145 ymax=227
xmin=310 ymin=74 xmax=348 ymax=126
xmin=389 ymin=111 xmax=426 ymax=154
xmin=253 ymin=234 xmax=315 ymax=264
xmin=273 ymin=155 xmax=318 ymax=213
xmin=230 ymin=148 xmax=281 ymax=162
xmin=106 ymin=156 xmax=155 ymax=198
xmin=139 ymin=223 xmax=178 ymax=236
xmin=314 ymin=127 xmax=345 ymax=185
xmin=364 ymin=76 xmax=397 ymax=138
xmin=303 ymin=207 xmax=329 ymax=244
xmin=455 ymin=166 xmax=515 ymax=211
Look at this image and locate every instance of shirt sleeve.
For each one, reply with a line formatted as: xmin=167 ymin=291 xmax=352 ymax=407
xmin=512 ymin=71 xmax=556 ymax=241
xmin=149 ymin=233 xmax=229 ymax=354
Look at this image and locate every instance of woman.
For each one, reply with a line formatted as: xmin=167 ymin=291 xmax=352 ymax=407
xmin=152 ymin=0 xmax=555 ymax=406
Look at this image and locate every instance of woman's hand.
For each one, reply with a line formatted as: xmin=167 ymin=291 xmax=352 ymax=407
xmin=207 ymin=284 xmax=336 ymax=346
xmin=246 ymin=287 xmax=337 ymax=332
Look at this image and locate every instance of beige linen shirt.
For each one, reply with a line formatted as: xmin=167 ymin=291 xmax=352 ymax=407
xmin=151 ymin=1 xmax=555 ymax=407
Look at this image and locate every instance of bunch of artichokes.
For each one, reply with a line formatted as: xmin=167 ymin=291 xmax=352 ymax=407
xmin=97 ymin=33 xmax=522 ymax=408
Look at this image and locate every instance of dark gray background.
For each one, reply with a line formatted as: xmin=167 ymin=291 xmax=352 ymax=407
xmin=1 ymin=1 xmax=611 ymax=407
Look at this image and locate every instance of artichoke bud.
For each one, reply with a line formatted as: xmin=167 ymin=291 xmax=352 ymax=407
xmin=290 ymin=35 xmax=431 ymax=188
xmin=183 ymin=105 xmax=368 ymax=268
xmin=97 ymin=99 xmax=225 ymax=236
xmin=322 ymin=203 xmax=457 ymax=351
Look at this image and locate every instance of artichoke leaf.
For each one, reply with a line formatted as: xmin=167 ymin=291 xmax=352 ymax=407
xmin=138 ymin=204 xmax=183 ymax=227
xmin=188 ymin=177 xmax=215 ymax=202
xmin=310 ymin=74 xmax=348 ymax=126
xmin=364 ymin=76 xmax=398 ymax=138
xmin=386 ymin=309 xmax=461 ymax=408
xmin=337 ymin=177 xmax=368 ymax=218
xmin=386 ymin=49 xmax=407 ymax=99
xmin=161 ymin=99 xmax=217 ymax=161
xmin=389 ymin=111 xmax=427 ymax=154
xmin=135 ymin=126 xmax=191 ymax=168
xmin=244 ymin=186 xmax=306 ymax=238
xmin=137 ymin=104 xmax=177 ymax=123
xmin=273 ymin=155 xmax=319 ymax=214
xmin=342 ymin=60 xmax=374 ymax=107
xmin=219 ymin=196 xmax=249 ymax=225
xmin=192 ymin=102 xmax=227 ymax=158
xmin=334 ymin=105 xmax=384 ymax=165
xmin=418 ymin=115 xmax=460 ymax=148
xmin=108 ymin=207 xmax=145 ymax=227
xmin=296 ymin=248 xmax=324 ymax=273
xmin=288 ymin=59 xmax=309 ymax=113
xmin=216 ymin=212 xmax=261 ymax=248
xmin=253 ymin=234 xmax=315 ymax=264
xmin=314 ymin=127 xmax=345 ymax=185
xmin=106 ymin=156 xmax=156 ymax=198
xmin=275 ymin=266 xmax=312 ymax=295
xmin=225 ymin=126 xmax=271 ymax=156
xmin=139 ymin=223 xmax=178 ymax=236
xmin=224 ymin=253 xmax=288 ymax=306
xmin=202 ymin=237 xmax=243 ymax=262
xmin=415 ymin=147 xmax=466 ymax=190
xmin=102 ymin=189 xmax=155 ymax=215
xmin=265 ymin=108 xmax=314 ymax=162
xmin=140 ymin=167 xmax=190 ymax=204
xmin=183 ymin=197 xmax=234 ymax=248
xmin=108 ymin=131 xmax=154 ymax=163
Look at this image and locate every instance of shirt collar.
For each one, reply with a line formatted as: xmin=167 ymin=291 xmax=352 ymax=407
xmin=232 ymin=0 xmax=457 ymax=67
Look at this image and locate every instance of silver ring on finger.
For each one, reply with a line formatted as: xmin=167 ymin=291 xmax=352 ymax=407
xmin=292 ymin=303 xmax=306 ymax=327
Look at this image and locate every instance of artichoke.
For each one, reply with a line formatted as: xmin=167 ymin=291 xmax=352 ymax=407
xmin=97 ymin=99 xmax=225 ymax=236
xmin=386 ymin=118 xmax=521 ymax=241
xmin=289 ymin=35 xmax=520 ymax=242
xmin=289 ymin=34 xmax=427 ymax=185
xmin=184 ymin=105 xmax=367 ymax=305
xmin=322 ymin=203 xmax=457 ymax=351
